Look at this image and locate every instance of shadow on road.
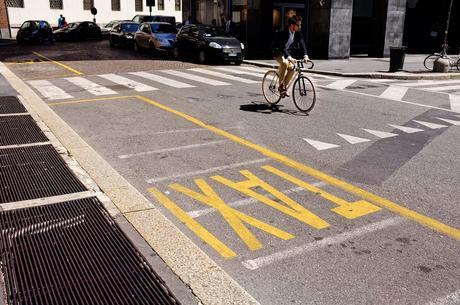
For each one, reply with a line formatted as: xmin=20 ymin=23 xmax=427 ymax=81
xmin=239 ymin=102 xmax=308 ymax=116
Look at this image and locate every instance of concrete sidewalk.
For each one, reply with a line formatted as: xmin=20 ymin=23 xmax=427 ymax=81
xmin=244 ymin=54 xmax=460 ymax=80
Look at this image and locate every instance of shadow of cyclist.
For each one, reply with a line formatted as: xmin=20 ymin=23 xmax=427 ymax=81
xmin=239 ymin=102 xmax=308 ymax=116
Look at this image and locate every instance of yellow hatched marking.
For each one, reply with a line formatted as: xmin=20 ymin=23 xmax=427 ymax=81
xmin=262 ymin=166 xmax=381 ymax=219
xmin=135 ymin=95 xmax=460 ymax=241
xmin=169 ymin=179 xmax=294 ymax=251
xmin=32 ymin=51 xmax=83 ymax=75
xmin=212 ymin=170 xmax=329 ymax=229
xmin=148 ymin=187 xmax=237 ymax=258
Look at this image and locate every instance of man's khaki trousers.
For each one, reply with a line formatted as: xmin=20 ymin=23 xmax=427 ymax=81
xmin=275 ymin=56 xmax=295 ymax=88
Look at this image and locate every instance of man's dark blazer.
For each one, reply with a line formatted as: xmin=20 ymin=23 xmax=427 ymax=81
xmin=272 ymin=29 xmax=308 ymax=59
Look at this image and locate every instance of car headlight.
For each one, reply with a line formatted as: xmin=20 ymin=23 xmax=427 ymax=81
xmin=209 ymin=42 xmax=222 ymax=49
xmin=241 ymin=43 xmax=245 ymax=50
xmin=126 ymin=34 xmax=134 ymax=39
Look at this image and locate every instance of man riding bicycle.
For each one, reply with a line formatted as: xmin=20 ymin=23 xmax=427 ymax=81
xmin=272 ymin=16 xmax=309 ymax=96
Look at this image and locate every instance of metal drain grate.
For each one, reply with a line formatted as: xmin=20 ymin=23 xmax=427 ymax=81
xmin=0 ymin=145 xmax=87 ymax=203
xmin=0 ymin=115 xmax=49 ymax=146
xmin=0 ymin=96 xmax=27 ymax=114
xmin=0 ymin=197 xmax=181 ymax=305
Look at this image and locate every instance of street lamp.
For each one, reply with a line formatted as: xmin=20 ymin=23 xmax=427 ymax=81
xmin=441 ymin=0 xmax=454 ymax=57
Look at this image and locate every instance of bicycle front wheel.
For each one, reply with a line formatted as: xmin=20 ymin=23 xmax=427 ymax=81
xmin=292 ymin=76 xmax=316 ymax=113
xmin=456 ymin=58 xmax=460 ymax=71
xmin=424 ymin=54 xmax=439 ymax=70
xmin=262 ymin=70 xmax=282 ymax=105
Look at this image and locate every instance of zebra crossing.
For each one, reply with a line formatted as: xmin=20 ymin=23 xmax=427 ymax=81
xmin=27 ymin=66 xmax=337 ymax=101
xmin=327 ymin=78 xmax=460 ymax=112
xmin=303 ymin=117 xmax=459 ymax=151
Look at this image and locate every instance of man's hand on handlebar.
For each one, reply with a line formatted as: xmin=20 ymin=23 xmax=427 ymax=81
xmin=303 ymin=55 xmax=310 ymax=63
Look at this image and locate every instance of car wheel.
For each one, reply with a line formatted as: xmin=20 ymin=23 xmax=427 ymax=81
xmin=109 ymin=37 xmax=115 ymax=47
xmin=133 ymin=41 xmax=140 ymax=52
xmin=198 ymin=49 xmax=206 ymax=64
xmin=234 ymin=60 xmax=242 ymax=66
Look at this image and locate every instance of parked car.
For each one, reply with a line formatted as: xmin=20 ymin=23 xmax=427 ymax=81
xmin=133 ymin=22 xmax=176 ymax=53
xmin=53 ymin=21 xmax=102 ymax=41
xmin=174 ymin=24 xmax=245 ymax=64
xmin=109 ymin=22 xmax=139 ymax=48
xmin=16 ymin=20 xmax=53 ymax=44
xmin=101 ymin=20 xmax=128 ymax=38
xmin=132 ymin=15 xmax=176 ymax=26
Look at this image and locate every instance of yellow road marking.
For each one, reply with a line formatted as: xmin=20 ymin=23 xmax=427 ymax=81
xmin=212 ymin=170 xmax=330 ymax=229
xmin=170 ymin=179 xmax=294 ymax=251
xmin=48 ymin=95 xmax=136 ymax=106
xmin=32 ymin=51 xmax=83 ymax=75
xmin=135 ymin=95 xmax=460 ymax=241
xmin=262 ymin=166 xmax=381 ymax=219
xmin=148 ymin=186 xmax=237 ymax=258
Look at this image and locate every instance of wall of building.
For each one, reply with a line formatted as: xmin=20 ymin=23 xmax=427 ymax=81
xmin=382 ymin=0 xmax=406 ymax=56
xmin=7 ymin=0 xmax=182 ymax=36
xmin=0 ymin=0 xmax=10 ymax=38
xmin=328 ymin=0 xmax=353 ymax=58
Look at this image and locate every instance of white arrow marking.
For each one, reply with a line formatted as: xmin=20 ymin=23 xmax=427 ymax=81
xmin=303 ymin=138 xmax=340 ymax=150
xmin=449 ymin=94 xmax=460 ymax=112
xmin=435 ymin=117 xmax=460 ymax=125
xmin=412 ymin=120 xmax=447 ymax=129
xmin=336 ymin=133 xmax=371 ymax=144
xmin=388 ymin=124 xmax=424 ymax=133
xmin=362 ymin=128 xmax=399 ymax=138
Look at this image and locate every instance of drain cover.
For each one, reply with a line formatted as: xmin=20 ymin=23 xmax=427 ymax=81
xmin=0 ymin=145 xmax=87 ymax=203
xmin=0 ymin=96 xmax=27 ymax=114
xmin=0 ymin=197 xmax=180 ymax=305
xmin=0 ymin=115 xmax=48 ymax=146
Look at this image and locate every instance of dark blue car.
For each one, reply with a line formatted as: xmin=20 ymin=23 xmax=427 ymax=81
xmin=16 ymin=20 xmax=53 ymax=44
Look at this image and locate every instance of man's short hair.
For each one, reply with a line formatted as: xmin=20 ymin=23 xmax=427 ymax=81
xmin=287 ymin=16 xmax=297 ymax=26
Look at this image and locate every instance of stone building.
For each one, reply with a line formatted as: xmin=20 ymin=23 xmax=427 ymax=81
xmin=182 ymin=0 xmax=457 ymax=59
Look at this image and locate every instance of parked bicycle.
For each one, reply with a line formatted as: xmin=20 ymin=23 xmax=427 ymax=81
xmin=262 ymin=59 xmax=316 ymax=113
xmin=424 ymin=43 xmax=460 ymax=71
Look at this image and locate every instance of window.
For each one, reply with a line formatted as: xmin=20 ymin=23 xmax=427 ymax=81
xmin=49 ymin=0 xmax=63 ymax=9
xmin=83 ymin=0 xmax=94 ymax=10
xmin=135 ymin=0 xmax=143 ymax=12
xmin=111 ymin=0 xmax=120 ymax=11
xmin=6 ymin=0 xmax=24 ymax=8
xmin=175 ymin=0 xmax=181 ymax=11
xmin=158 ymin=0 xmax=164 ymax=10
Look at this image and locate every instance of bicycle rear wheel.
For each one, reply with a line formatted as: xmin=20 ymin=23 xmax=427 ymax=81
xmin=262 ymin=70 xmax=282 ymax=105
xmin=424 ymin=54 xmax=439 ymax=70
xmin=292 ymin=76 xmax=316 ymax=113
xmin=456 ymin=58 xmax=460 ymax=71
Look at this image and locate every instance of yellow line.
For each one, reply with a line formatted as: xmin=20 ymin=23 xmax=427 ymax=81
xmin=135 ymin=95 xmax=460 ymax=241
xmin=48 ymin=95 xmax=136 ymax=106
xmin=32 ymin=51 xmax=83 ymax=75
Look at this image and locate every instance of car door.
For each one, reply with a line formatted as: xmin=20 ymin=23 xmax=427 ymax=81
xmin=188 ymin=26 xmax=201 ymax=54
xmin=140 ymin=23 xmax=152 ymax=48
xmin=78 ymin=22 xmax=89 ymax=39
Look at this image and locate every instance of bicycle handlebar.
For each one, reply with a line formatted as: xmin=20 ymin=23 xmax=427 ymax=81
xmin=289 ymin=59 xmax=315 ymax=70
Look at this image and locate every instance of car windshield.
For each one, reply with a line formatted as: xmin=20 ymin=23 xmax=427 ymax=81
xmin=67 ymin=23 xmax=79 ymax=29
xmin=198 ymin=26 xmax=231 ymax=37
xmin=122 ymin=24 xmax=139 ymax=32
xmin=151 ymin=24 xmax=175 ymax=33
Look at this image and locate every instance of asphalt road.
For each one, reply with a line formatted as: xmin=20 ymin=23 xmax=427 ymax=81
xmin=2 ymin=40 xmax=459 ymax=305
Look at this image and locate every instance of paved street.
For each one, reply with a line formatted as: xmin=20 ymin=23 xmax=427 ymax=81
xmin=1 ymin=41 xmax=459 ymax=305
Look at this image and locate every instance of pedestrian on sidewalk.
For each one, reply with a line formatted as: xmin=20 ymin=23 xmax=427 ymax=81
xmin=58 ymin=14 xmax=64 ymax=28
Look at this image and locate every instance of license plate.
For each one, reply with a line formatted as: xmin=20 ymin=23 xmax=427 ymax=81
xmin=228 ymin=53 xmax=237 ymax=56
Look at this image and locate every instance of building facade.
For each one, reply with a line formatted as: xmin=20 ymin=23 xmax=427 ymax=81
xmin=182 ymin=0 xmax=457 ymax=59
xmin=2 ymin=0 xmax=183 ymax=37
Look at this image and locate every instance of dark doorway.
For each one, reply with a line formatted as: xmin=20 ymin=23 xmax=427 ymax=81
xmin=350 ymin=0 xmax=374 ymax=55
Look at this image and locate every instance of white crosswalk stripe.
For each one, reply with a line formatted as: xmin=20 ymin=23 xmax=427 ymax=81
xmin=161 ymin=69 xmax=231 ymax=86
xmin=189 ymin=68 xmax=259 ymax=84
xmin=326 ymin=79 xmax=357 ymax=90
xmin=450 ymin=95 xmax=460 ymax=112
xmin=435 ymin=117 xmax=460 ymax=125
xmin=65 ymin=77 xmax=117 ymax=96
xmin=380 ymin=86 xmax=409 ymax=101
xmin=238 ymin=66 xmax=269 ymax=73
xmin=99 ymin=74 xmax=157 ymax=92
xmin=399 ymin=80 xmax=460 ymax=87
xmin=214 ymin=67 xmax=265 ymax=78
xmin=388 ymin=124 xmax=424 ymax=133
xmin=130 ymin=71 xmax=195 ymax=88
xmin=28 ymin=80 xmax=73 ymax=100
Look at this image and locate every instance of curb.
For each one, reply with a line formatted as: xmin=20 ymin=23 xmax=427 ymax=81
xmin=243 ymin=60 xmax=460 ymax=80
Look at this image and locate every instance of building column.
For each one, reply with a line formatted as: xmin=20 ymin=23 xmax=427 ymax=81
xmin=328 ymin=0 xmax=354 ymax=58
xmin=0 ymin=0 xmax=11 ymax=38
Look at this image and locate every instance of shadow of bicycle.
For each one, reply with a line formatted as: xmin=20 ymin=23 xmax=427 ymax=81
xmin=240 ymin=102 xmax=308 ymax=116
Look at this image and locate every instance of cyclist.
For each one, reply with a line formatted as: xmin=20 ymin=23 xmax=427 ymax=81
xmin=272 ymin=16 xmax=309 ymax=96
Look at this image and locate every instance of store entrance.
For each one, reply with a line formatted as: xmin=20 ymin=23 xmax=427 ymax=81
xmin=273 ymin=3 xmax=306 ymax=32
